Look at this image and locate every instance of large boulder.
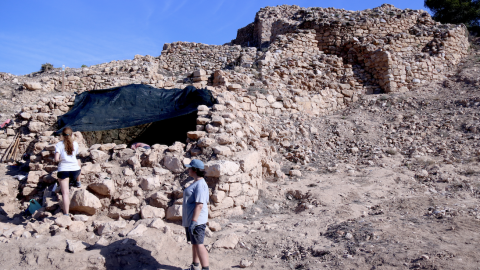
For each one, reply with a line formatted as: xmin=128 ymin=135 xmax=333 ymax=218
xmin=205 ymin=160 xmax=240 ymax=177
xmin=88 ymin=179 xmax=115 ymax=196
xmin=235 ymin=151 xmax=260 ymax=172
xmin=212 ymin=146 xmax=232 ymax=156
xmin=24 ymin=82 xmax=42 ymax=91
xmin=149 ymin=191 xmax=169 ymax=209
xmin=187 ymin=131 xmax=206 ymax=140
xmin=70 ymin=189 xmax=102 ymax=215
xmin=214 ymin=234 xmax=239 ymax=249
xmin=163 ymin=156 xmax=184 ymax=173
xmin=54 ymin=215 xmax=72 ymax=227
xmin=166 ymin=205 xmax=182 ymax=221
xmin=139 ymin=176 xmax=161 ymax=191
xmin=28 ymin=121 xmax=45 ymax=133
xmin=82 ymin=163 xmax=102 ymax=174
xmin=90 ymin=150 xmax=109 ymax=164
xmin=141 ymin=205 xmax=165 ymax=219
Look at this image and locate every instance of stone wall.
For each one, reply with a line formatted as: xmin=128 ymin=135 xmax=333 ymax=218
xmin=230 ymin=4 xmax=469 ymax=93
xmin=0 ymin=3 xmax=473 ymax=222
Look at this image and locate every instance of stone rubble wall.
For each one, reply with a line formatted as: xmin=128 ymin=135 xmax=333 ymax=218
xmin=0 ymin=3 xmax=472 ymax=223
xmin=2 ymin=88 xmax=282 ymax=220
xmin=231 ymin=4 xmax=469 ymax=93
xmin=156 ymin=42 xmax=258 ymax=86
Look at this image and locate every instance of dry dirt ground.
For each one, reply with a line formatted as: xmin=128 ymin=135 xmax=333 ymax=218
xmin=0 ymin=49 xmax=479 ymax=270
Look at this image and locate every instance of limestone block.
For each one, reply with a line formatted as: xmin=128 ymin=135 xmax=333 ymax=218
xmin=211 ymin=190 xmax=225 ymax=203
xmin=28 ymin=121 xmax=45 ymax=133
xmin=236 ymin=151 xmax=260 ymax=172
xmin=68 ymin=221 xmax=86 ymax=232
xmin=212 ymin=104 xmax=225 ymax=111
xmin=207 ymin=221 xmax=221 ymax=232
xmin=187 ymin=131 xmax=206 ymax=140
xmin=271 ymin=102 xmax=283 ymax=109
xmin=216 ymin=134 xmax=234 ymax=145
xmin=107 ymin=208 xmax=136 ymax=220
xmin=82 ymin=163 xmax=102 ymax=174
xmin=149 ymin=218 xmax=165 ymax=229
xmin=139 ymin=176 xmax=161 ymax=191
xmin=205 ymin=124 xmax=219 ymax=133
xmin=212 ymin=145 xmax=232 ymax=156
xmin=73 ymin=215 xmax=89 ymax=222
xmin=197 ymin=105 xmax=209 ymax=111
xmin=20 ymin=112 xmax=31 ymax=119
xmin=213 ymin=233 xmax=239 ymax=249
xmin=197 ymin=117 xmax=210 ymax=125
xmin=141 ymin=151 xmax=159 ymax=168
xmin=205 ymin=160 xmax=240 ymax=177
xmin=256 ymin=99 xmax=269 ymax=107
xmin=150 ymin=191 xmax=169 ymax=209
xmin=24 ymin=82 xmax=42 ymax=91
xmin=88 ymin=179 xmax=115 ymax=196
xmin=229 ymin=183 xmax=242 ymax=197
xmin=66 ymin=239 xmax=88 ymax=253
xmin=97 ymin=219 xmax=127 ymax=235
xmin=266 ymin=95 xmax=276 ymax=104
xmin=99 ymin=143 xmax=115 ymax=151
xmin=166 ymin=205 xmax=182 ymax=221
xmin=212 ymin=116 xmax=225 ymax=125
xmin=163 ymin=156 xmax=184 ymax=173
xmin=341 ymin=89 xmax=354 ymax=97
xmin=193 ymin=69 xmax=206 ymax=77
xmin=289 ymin=170 xmax=302 ymax=177
xmin=141 ymin=205 xmax=165 ymax=219
xmin=70 ymin=189 xmax=102 ymax=215
xmin=228 ymin=84 xmax=241 ymax=90
xmin=210 ymin=197 xmax=234 ymax=211
xmin=54 ymin=215 xmax=72 ymax=227
xmin=123 ymin=196 xmax=140 ymax=206
xmin=22 ymin=187 xmax=37 ymax=197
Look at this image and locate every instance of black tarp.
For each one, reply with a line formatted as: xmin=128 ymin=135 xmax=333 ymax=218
xmin=56 ymin=84 xmax=216 ymax=132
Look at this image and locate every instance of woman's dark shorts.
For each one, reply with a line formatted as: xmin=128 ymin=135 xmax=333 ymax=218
xmin=57 ymin=170 xmax=81 ymax=182
xmin=185 ymin=224 xmax=206 ymax=245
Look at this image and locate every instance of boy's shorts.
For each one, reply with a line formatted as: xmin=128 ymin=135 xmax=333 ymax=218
xmin=185 ymin=224 xmax=206 ymax=245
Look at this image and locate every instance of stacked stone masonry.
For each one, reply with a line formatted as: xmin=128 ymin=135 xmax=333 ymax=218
xmin=0 ymin=4 xmax=471 ymax=221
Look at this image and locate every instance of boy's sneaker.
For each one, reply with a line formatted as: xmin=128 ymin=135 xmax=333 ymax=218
xmin=183 ymin=264 xmax=200 ymax=270
xmin=75 ymin=181 xmax=81 ymax=188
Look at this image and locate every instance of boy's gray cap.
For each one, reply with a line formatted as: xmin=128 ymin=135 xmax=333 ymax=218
xmin=185 ymin=159 xmax=204 ymax=170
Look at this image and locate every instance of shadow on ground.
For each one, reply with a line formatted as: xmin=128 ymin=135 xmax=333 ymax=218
xmin=92 ymin=238 xmax=181 ymax=270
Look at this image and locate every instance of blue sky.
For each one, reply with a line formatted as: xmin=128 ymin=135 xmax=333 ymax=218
xmin=0 ymin=0 xmax=426 ymax=75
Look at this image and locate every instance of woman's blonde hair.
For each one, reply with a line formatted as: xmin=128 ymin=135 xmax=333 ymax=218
xmin=62 ymin=127 xmax=74 ymax=155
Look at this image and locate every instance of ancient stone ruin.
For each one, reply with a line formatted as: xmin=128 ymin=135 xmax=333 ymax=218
xmin=0 ymin=4 xmax=470 ymax=230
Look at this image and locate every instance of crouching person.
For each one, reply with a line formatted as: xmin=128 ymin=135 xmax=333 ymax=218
xmin=183 ymin=159 xmax=209 ymax=270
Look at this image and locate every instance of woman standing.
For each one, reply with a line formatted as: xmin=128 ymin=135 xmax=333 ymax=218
xmin=54 ymin=127 xmax=82 ymax=216
xmin=183 ymin=159 xmax=209 ymax=270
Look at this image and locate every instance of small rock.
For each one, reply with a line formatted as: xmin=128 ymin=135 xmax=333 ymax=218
xmin=240 ymin=259 xmax=252 ymax=268
xmin=289 ymin=170 xmax=302 ymax=177
xmin=55 ymin=215 xmax=72 ymax=228
xmin=207 ymin=221 xmax=222 ymax=232
xmin=66 ymin=239 xmax=87 ymax=253
xmin=213 ymin=234 xmax=239 ymax=249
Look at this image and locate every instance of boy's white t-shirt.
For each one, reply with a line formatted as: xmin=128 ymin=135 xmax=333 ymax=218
xmin=55 ymin=141 xmax=80 ymax=172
